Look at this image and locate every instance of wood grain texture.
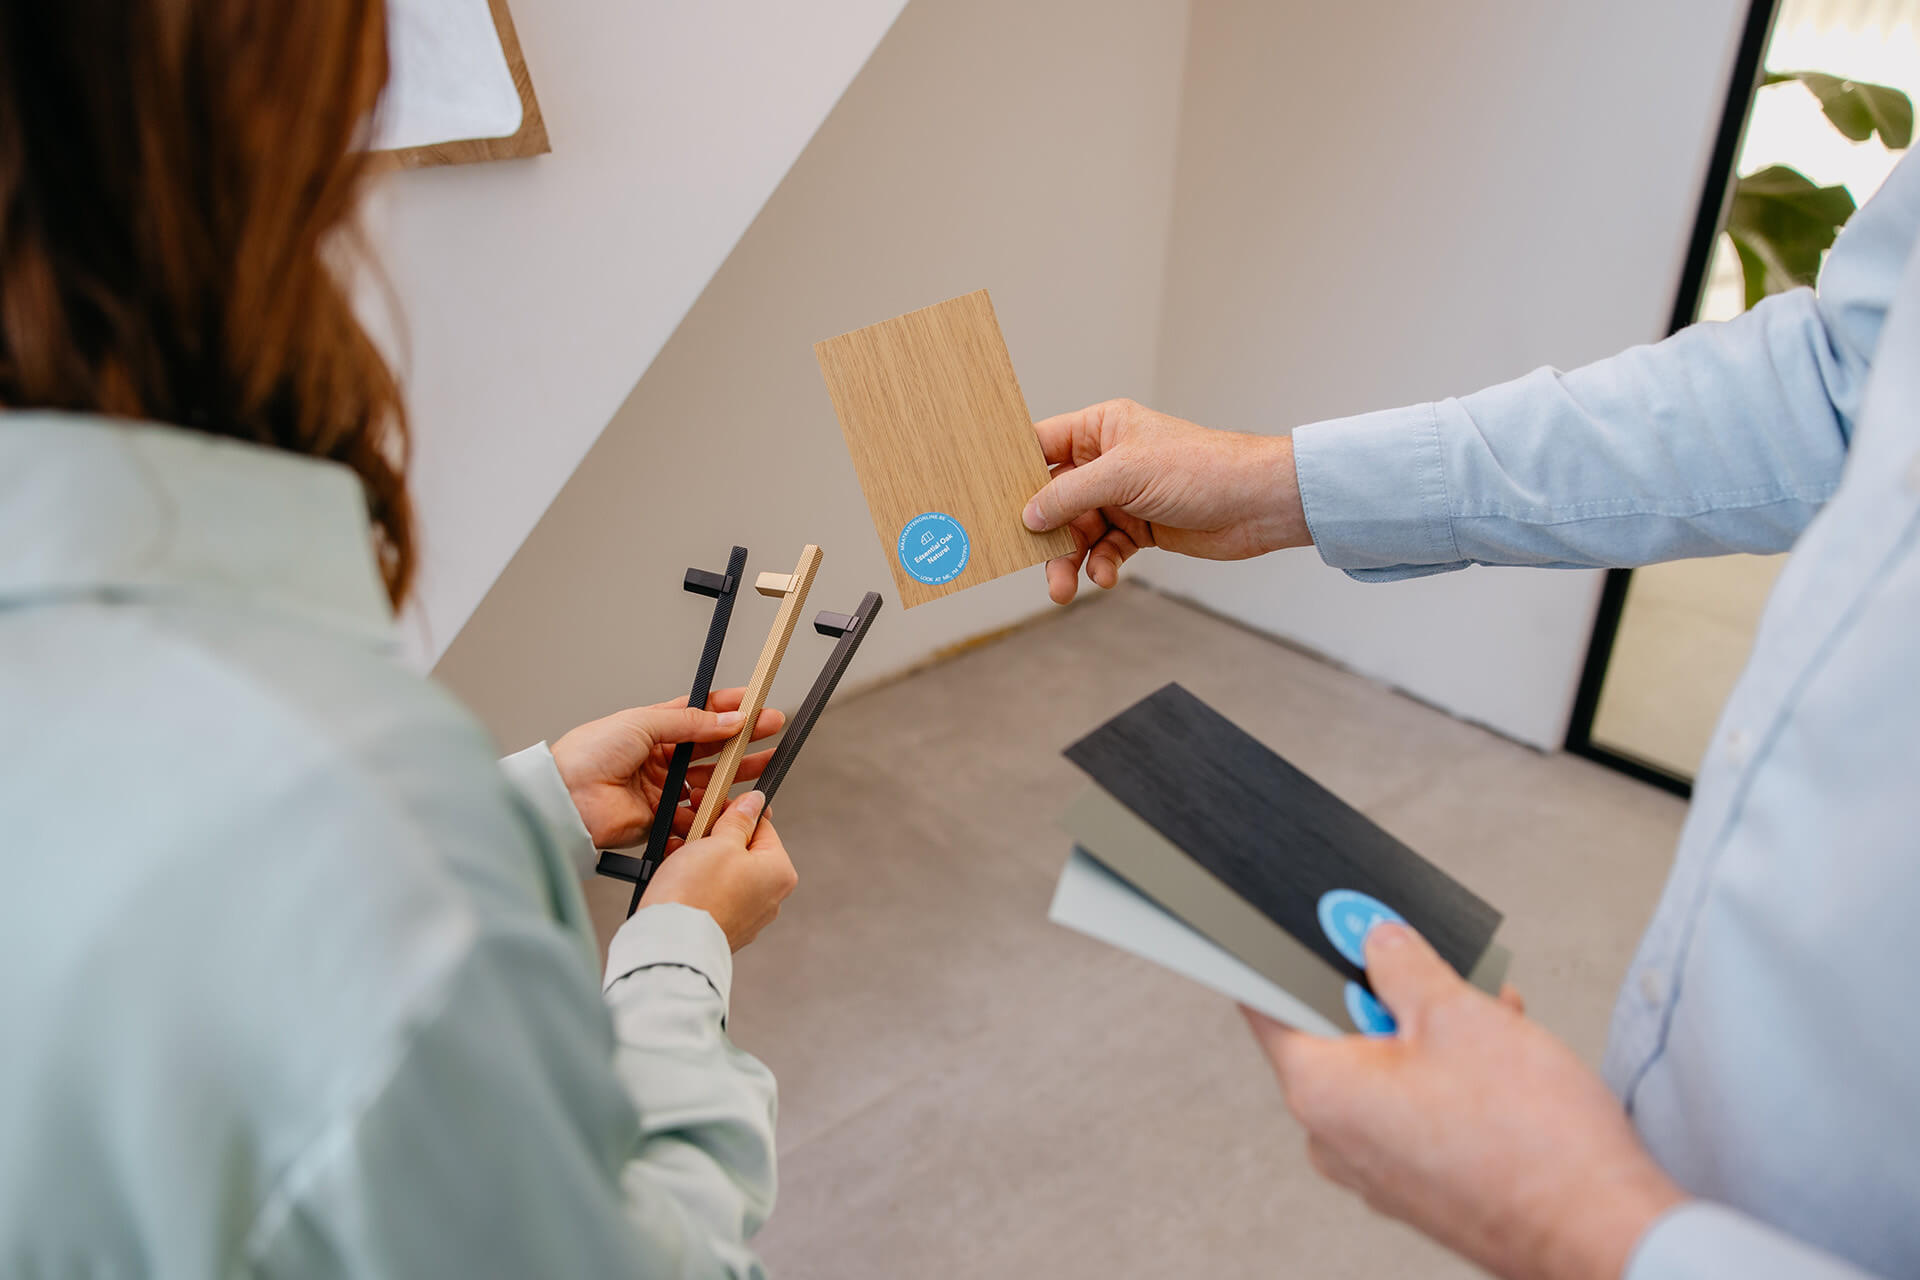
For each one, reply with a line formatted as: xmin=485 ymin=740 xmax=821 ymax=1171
xmin=1064 ymin=684 xmax=1503 ymax=987
xmin=376 ymin=0 xmax=550 ymax=170
xmin=687 ymin=545 xmax=823 ymax=840
xmin=814 ymin=291 xmax=1078 ymax=608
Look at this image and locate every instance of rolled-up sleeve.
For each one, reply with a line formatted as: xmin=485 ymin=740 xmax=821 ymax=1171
xmin=1292 ymin=400 xmax=1461 ymax=575
xmin=1292 ymin=146 xmax=1920 ymax=580
xmin=606 ymin=906 xmax=777 ymax=1256
xmin=1629 ymin=1203 xmax=1880 ymax=1280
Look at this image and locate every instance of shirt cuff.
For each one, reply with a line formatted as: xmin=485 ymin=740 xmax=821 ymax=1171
xmin=605 ymin=902 xmax=735 ymax=1011
xmin=498 ymin=742 xmax=598 ymax=883
xmin=1291 ymin=401 xmax=1466 ymax=580
xmin=1627 ymin=1202 xmax=1876 ymax=1280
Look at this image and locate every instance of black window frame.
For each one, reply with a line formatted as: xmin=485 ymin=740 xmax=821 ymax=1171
xmin=1562 ymin=0 xmax=1784 ymax=798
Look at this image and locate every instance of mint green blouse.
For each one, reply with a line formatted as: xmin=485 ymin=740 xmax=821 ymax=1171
xmin=0 ymin=415 xmax=777 ymax=1277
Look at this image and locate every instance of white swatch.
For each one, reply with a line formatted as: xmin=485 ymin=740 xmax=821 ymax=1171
xmin=1049 ymin=847 xmax=1343 ymax=1038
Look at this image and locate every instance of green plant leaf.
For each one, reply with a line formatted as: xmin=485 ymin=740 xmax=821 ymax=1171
xmin=1730 ymin=236 xmax=1772 ymax=313
xmin=1763 ymin=70 xmax=1913 ymax=148
xmin=1726 ymin=164 xmax=1857 ymax=308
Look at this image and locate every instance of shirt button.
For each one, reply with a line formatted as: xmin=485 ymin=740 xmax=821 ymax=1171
xmin=1724 ymin=727 xmax=1752 ymax=767
xmin=1638 ymin=969 xmax=1666 ymax=1006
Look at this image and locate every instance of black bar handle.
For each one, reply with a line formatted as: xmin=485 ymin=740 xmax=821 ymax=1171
xmin=753 ymin=591 xmax=884 ymax=813
xmin=596 ymin=545 xmax=749 ymax=917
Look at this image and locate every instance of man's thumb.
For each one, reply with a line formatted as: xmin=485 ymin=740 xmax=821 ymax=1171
xmin=710 ymin=789 xmax=767 ymax=845
xmin=1362 ymin=922 xmax=1461 ymax=1024
xmin=1023 ymin=455 xmax=1125 ymax=532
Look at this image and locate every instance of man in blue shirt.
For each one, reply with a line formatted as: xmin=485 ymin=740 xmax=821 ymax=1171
xmin=1021 ymin=149 xmax=1920 ymax=1278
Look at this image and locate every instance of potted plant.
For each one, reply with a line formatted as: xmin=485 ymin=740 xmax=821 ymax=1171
xmin=1726 ymin=71 xmax=1912 ymax=307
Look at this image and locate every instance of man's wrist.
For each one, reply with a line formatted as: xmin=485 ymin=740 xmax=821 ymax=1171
xmin=1251 ymin=433 xmax=1312 ymax=553
xmin=1536 ymin=1165 xmax=1687 ymax=1280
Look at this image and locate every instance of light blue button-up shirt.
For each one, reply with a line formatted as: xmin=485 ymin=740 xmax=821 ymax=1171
xmin=1292 ymin=150 xmax=1920 ymax=1278
xmin=0 ymin=417 xmax=777 ymax=1277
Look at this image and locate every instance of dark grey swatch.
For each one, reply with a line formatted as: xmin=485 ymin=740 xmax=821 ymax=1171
xmin=1064 ymin=683 xmax=1502 ymax=986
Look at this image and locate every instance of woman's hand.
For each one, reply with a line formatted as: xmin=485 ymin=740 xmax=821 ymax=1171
xmin=550 ymin=688 xmax=785 ymax=850
xmin=1021 ymin=399 xmax=1313 ymax=604
xmin=641 ymin=791 xmax=797 ymax=951
xmin=1245 ymin=923 xmax=1685 ymax=1280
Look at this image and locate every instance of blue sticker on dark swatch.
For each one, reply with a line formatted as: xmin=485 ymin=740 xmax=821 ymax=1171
xmin=1317 ymin=888 xmax=1405 ymax=969
xmin=1344 ymin=982 xmax=1398 ymax=1037
xmin=897 ymin=511 xmax=971 ymax=586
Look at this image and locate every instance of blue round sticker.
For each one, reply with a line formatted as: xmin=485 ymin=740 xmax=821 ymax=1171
xmin=1344 ymin=982 xmax=1398 ymax=1037
xmin=897 ymin=512 xmax=971 ymax=586
xmin=1317 ymin=889 xmax=1405 ymax=968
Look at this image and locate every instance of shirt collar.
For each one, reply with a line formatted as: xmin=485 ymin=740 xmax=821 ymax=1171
xmin=0 ymin=411 xmax=396 ymax=646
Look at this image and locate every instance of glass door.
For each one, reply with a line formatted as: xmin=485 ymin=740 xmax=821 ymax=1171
xmin=1567 ymin=0 xmax=1918 ymax=791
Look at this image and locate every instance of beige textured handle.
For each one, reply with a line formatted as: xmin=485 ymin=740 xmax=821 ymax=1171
xmin=686 ymin=544 xmax=824 ymax=841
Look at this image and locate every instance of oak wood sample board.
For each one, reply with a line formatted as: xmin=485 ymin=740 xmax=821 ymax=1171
xmin=815 ymin=291 xmax=1078 ymax=607
xmin=1064 ymin=684 xmax=1504 ymax=990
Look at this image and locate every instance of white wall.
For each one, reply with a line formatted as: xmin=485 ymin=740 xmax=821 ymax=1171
xmin=429 ymin=0 xmax=1753 ymax=753
xmin=1138 ymin=0 xmax=1749 ymax=748
xmin=361 ymin=0 xmax=909 ymax=662
xmin=433 ymin=0 xmax=1193 ymax=749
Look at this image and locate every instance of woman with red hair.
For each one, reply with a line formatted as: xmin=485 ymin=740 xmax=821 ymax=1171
xmin=0 ymin=4 xmax=794 ymax=1275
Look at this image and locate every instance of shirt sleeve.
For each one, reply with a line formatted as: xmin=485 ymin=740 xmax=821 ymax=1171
xmin=1628 ymin=1203 xmax=1881 ymax=1280
xmin=499 ymin=741 xmax=600 ymax=882
xmin=245 ymin=903 xmax=776 ymax=1279
xmin=1291 ymin=147 xmax=1920 ymax=581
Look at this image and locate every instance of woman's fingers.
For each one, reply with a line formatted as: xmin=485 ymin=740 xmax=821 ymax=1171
xmin=732 ymin=747 xmax=777 ymax=783
xmin=630 ymin=704 xmax=745 ymax=748
xmin=675 ymin=751 xmax=780 ymax=832
xmin=686 ymin=714 xmax=785 ymax=763
xmin=686 ymin=747 xmax=777 ymax=790
xmin=702 ymin=687 xmax=748 ymax=713
xmin=664 ymin=687 xmax=782 ymax=730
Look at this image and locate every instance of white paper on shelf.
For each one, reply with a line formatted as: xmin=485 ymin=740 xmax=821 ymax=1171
xmin=1048 ymin=847 xmax=1343 ymax=1038
xmin=371 ymin=0 xmax=523 ymax=151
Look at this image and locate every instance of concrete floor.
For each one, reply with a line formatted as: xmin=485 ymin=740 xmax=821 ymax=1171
xmin=579 ymin=585 xmax=1687 ymax=1279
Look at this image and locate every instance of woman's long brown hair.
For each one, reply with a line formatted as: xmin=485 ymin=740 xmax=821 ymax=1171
xmin=0 ymin=0 xmax=415 ymax=605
